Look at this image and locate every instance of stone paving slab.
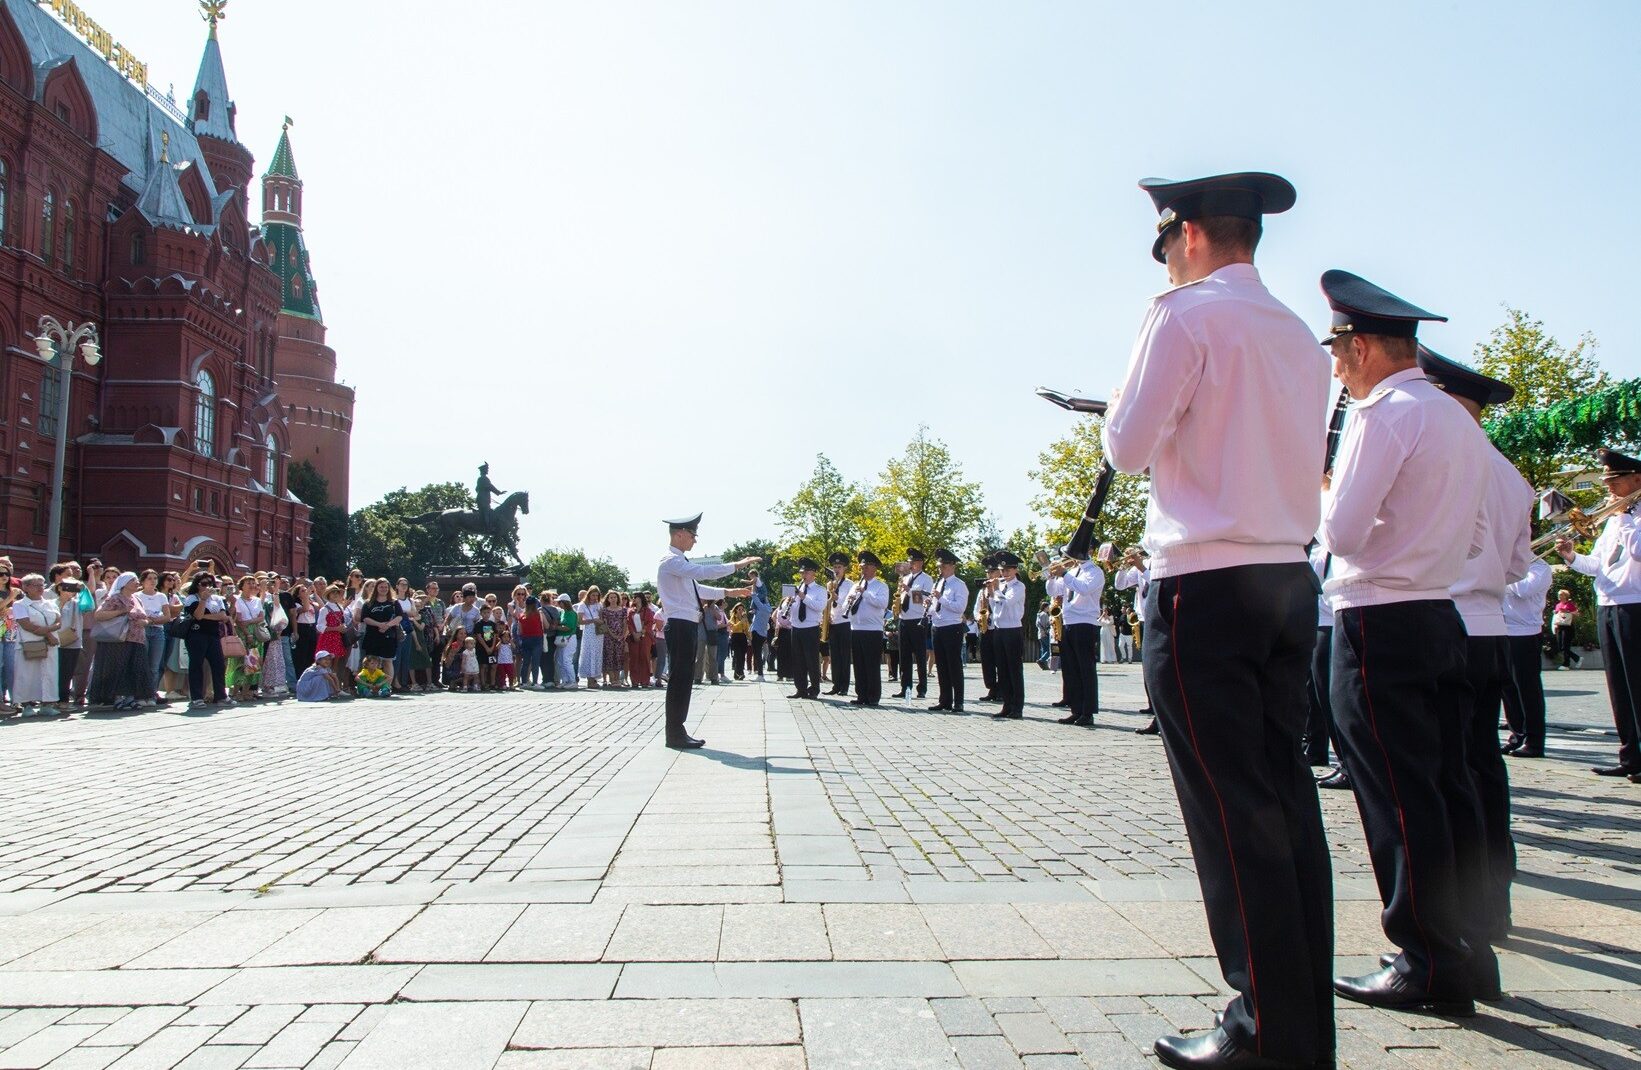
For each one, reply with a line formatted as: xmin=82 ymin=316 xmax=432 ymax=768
xmin=0 ymin=667 xmax=1635 ymax=1069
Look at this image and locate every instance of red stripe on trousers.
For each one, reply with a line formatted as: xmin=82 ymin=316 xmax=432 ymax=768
xmin=1169 ymin=579 xmax=1263 ymax=1052
xmin=1352 ymin=606 xmax=1437 ymax=991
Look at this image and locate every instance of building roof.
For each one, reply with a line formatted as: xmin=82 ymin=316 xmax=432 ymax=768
xmin=266 ymin=126 xmax=299 ymax=180
xmin=189 ymin=31 xmax=236 ymax=143
xmin=3 ymin=0 xmax=221 ymax=205
xmin=134 ymin=151 xmax=196 ymax=230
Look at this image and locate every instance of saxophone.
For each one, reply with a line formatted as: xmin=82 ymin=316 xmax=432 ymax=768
xmin=977 ymin=588 xmax=992 ymax=635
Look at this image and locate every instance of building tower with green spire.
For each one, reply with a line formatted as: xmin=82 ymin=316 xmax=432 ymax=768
xmin=262 ymin=120 xmax=354 ymax=507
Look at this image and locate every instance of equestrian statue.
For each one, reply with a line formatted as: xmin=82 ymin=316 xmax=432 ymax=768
xmin=412 ymin=463 xmax=529 ymax=566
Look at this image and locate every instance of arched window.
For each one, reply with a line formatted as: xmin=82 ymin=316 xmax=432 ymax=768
xmin=130 ymin=232 xmax=145 ymax=265
xmin=194 ymin=91 xmax=209 ymax=123
xmin=263 ymin=433 xmax=277 ymax=487
xmin=40 ymin=190 xmax=53 ymax=265
xmin=61 ymin=199 xmax=75 ymax=271
xmin=0 ymin=159 xmax=8 ymax=246
xmin=194 ymin=370 xmax=216 ymax=459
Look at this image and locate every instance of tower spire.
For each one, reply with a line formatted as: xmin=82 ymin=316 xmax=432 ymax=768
xmin=201 ymin=0 xmax=228 ymax=40
xmin=190 ymin=2 xmax=237 ymax=143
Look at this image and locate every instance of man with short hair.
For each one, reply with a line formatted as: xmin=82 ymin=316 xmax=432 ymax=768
xmin=986 ymin=552 xmax=1027 ymax=719
xmin=824 ymin=553 xmax=854 ymax=697
xmin=846 ymin=551 xmax=890 ymax=708
xmin=1048 ymin=547 xmax=1104 ymax=726
xmin=785 ymin=558 xmax=827 ymax=700
xmin=975 ymin=555 xmax=1002 ymax=700
xmin=1105 ymin=173 xmax=1331 ymax=1070
xmin=1321 ymin=270 xmax=1494 ymax=1017
xmin=927 ymin=549 xmax=969 ymax=713
xmin=657 ymin=514 xmax=757 ymax=747
xmin=1558 ymin=449 xmax=1641 ymax=780
xmin=895 ymin=549 xmax=933 ymax=699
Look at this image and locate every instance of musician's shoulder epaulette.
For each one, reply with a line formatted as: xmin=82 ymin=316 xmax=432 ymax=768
xmin=1150 ymin=277 xmax=1212 ymax=301
xmin=1354 ymin=385 xmax=1398 ymax=410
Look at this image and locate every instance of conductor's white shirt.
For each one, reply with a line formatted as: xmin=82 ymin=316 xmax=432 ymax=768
xmin=657 ymin=548 xmax=734 ymax=624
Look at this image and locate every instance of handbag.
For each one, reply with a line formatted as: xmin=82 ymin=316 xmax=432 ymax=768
xmin=221 ymin=633 xmax=248 ymax=659
xmin=90 ymin=611 xmax=128 ymax=642
xmin=166 ymin=616 xmax=192 ymax=639
xmin=22 ymin=642 xmax=49 ymax=660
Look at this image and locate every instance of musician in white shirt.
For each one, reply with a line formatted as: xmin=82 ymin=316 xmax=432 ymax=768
xmin=926 ymin=549 xmax=969 ymax=713
xmin=1500 ymin=559 xmax=1552 ymax=758
xmin=893 ymin=549 xmax=934 ymax=700
xmin=985 ymin=551 xmax=1027 ymax=719
xmin=656 ymin=513 xmax=757 ymax=749
xmin=1558 ymin=447 xmax=1641 ymax=779
xmin=843 ymin=551 xmax=890 ymax=707
xmin=1320 ymin=271 xmax=1493 ymax=1016
xmin=1105 ymin=173 xmax=1330 ymax=1070
xmin=1048 ymin=551 xmax=1105 ymax=726
xmin=824 ymin=552 xmax=855 ymax=698
xmin=784 ymin=558 xmax=828 ymax=701
xmin=975 ymin=557 xmax=1002 ymax=701
xmin=1422 ymin=346 xmax=1533 ymax=950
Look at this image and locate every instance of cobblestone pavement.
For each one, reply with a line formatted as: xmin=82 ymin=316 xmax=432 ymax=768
xmin=0 ymin=662 xmax=1633 ymax=1069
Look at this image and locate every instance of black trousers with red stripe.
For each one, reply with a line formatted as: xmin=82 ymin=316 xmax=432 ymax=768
xmin=1144 ymin=563 xmax=1332 ymax=1065
xmin=1464 ymin=634 xmax=1516 ymax=942
xmin=1330 ymin=600 xmax=1494 ymax=1000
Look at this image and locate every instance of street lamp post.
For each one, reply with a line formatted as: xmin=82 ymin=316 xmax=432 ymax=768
xmin=32 ymin=316 xmax=101 ymax=568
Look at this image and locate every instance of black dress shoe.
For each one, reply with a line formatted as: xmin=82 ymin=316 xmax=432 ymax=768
xmin=1056 ymin=713 xmax=1080 ymax=724
xmin=978 ymin=693 xmax=1000 ymax=703
xmin=1154 ymin=1026 xmax=1316 ymax=1070
xmin=1317 ymin=768 xmax=1352 ymax=790
xmin=1508 ymin=746 xmax=1544 ymax=759
xmin=950 ymin=707 xmax=964 ymax=714
xmin=992 ymin=711 xmax=1022 ymax=720
xmin=1050 ymin=699 xmax=1070 ymax=708
xmin=805 ymin=690 xmax=820 ymax=699
xmin=1593 ymin=764 xmax=1640 ymax=776
xmin=849 ymin=698 xmax=865 ymax=706
xmin=928 ymin=704 xmax=952 ymax=712
xmin=1333 ymin=965 xmax=1473 ymax=1017
xmin=1068 ymin=716 xmax=1093 ymax=726
xmin=1501 ymin=733 xmax=1523 ymax=753
xmin=1136 ymin=719 xmax=1160 ymax=735
xmin=665 ymin=735 xmax=706 ymax=750
xmin=788 ymin=692 xmax=807 ymax=699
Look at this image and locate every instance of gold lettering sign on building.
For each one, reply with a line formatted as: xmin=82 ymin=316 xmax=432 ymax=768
xmin=44 ymin=0 xmax=149 ymax=88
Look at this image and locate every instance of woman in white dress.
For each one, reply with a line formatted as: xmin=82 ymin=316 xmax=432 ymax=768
xmin=1098 ymin=610 xmax=1117 ymax=663
xmin=13 ymin=574 xmax=61 ymax=716
xmin=577 ymin=586 xmax=604 ymax=687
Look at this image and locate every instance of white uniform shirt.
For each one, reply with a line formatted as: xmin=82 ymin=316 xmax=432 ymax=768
xmin=989 ymin=578 xmax=1026 ymax=628
xmin=846 ymin=577 xmax=890 ymax=632
xmin=1103 ymin=263 xmax=1330 ymax=578
xmin=1451 ymin=448 xmax=1535 ymax=636
xmin=1055 ymin=563 xmax=1106 ymax=626
xmin=896 ymin=570 xmax=934 ymax=619
xmin=787 ymin=580 xmax=827 ymax=629
xmin=1503 ymin=559 xmax=1553 ymax=636
xmin=1114 ymin=565 xmax=1152 ymax=614
xmin=1322 ymin=368 xmax=1489 ymax=610
xmin=929 ymin=574 xmax=969 ymax=627
xmin=828 ymin=576 xmax=855 ymax=625
xmin=1569 ymin=508 xmax=1641 ymax=606
xmin=656 ymin=547 xmax=735 ymax=624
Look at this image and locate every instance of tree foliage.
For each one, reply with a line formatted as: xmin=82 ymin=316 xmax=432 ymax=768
xmin=288 ymin=460 xmax=347 ymax=578
xmin=860 ymin=427 xmax=986 ymax=562
xmin=771 ymin=455 xmax=868 ymax=566
xmin=1474 ymin=306 xmax=1608 ymax=491
xmin=1028 ymin=414 xmax=1150 ymax=557
xmin=348 ymin=482 xmax=472 ymax=584
xmin=526 ymin=548 xmax=631 ymax=598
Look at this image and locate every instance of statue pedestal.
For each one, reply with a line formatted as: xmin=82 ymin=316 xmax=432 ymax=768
xmin=426 ymin=566 xmax=528 ymax=602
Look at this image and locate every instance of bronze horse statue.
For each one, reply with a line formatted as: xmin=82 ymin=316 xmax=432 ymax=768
xmin=413 ymin=491 xmax=530 ymax=563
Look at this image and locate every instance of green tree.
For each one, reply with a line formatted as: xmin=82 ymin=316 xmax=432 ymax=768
xmin=348 ymin=482 xmax=472 ymax=583
xmin=1474 ymin=306 xmax=1607 ymax=490
xmin=719 ymin=537 xmax=792 ymax=592
xmin=288 ymin=460 xmax=347 ymax=577
xmin=1028 ymin=414 xmax=1149 ymax=557
xmin=772 ymin=455 xmax=869 ymax=564
xmin=526 ymin=548 xmax=630 ymax=597
xmin=860 ymin=427 xmax=987 ymax=563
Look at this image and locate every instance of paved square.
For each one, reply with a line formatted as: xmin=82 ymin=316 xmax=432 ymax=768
xmin=0 ymin=663 xmax=1634 ymax=1068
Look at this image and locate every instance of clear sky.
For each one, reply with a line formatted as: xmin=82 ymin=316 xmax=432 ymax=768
xmin=115 ymin=0 xmax=1639 ymax=579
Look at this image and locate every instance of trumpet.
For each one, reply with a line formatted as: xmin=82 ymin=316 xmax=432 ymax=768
xmin=1030 ymin=549 xmax=1080 ymax=580
xmin=1533 ymin=488 xmax=1641 ymax=558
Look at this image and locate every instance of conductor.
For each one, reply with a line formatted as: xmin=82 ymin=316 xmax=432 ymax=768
xmin=657 ymin=513 xmax=758 ymax=749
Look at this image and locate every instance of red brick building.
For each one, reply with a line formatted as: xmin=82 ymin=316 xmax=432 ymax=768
xmin=0 ymin=0 xmax=352 ymax=576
